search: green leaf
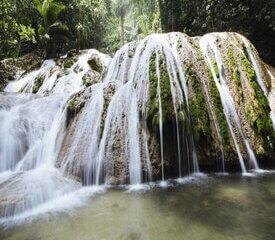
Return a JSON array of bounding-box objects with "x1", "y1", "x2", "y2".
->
[{"x1": 48, "y1": 22, "x2": 69, "y2": 36}]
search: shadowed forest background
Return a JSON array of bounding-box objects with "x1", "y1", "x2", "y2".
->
[{"x1": 0, "y1": 0, "x2": 274, "y2": 65}]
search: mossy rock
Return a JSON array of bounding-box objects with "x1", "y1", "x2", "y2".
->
[
  {"x1": 227, "y1": 48, "x2": 242, "y2": 88},
  {"x1": 148, "y1": 52, "x2": 178, "y2": 126},
  {"x1": 0, "y1": 63, "x2": 10, "y2": 91},
  {"x1": 67, "y1": 96, "x2": 77, "y2": 114},
  {"x1": 66, "y1": 91, "x2": 87, "y2": 125},
  {"x1": 240, "y1": 48, "x2": 274, "y2": 149},
  {"x1": 82, "y1": 71, "x2": 101, "y2": 87},
  {"x1": 185, "y1": 63, "x2": 212, "y2": 146},
  {"x1": 82, "y1": 75, "x2": 92, "y2": 87},
  {"x1": 27, "y1": 60, "x2": 42, "y2": 72},
  {"x1": 32, "y1": 74, "x2": 45, "y2": 94},
  {"x1": 64, "y1": 58, "x2": 75, "y2": 69},
  {"x1": 88, "y1": 57, "x2": 103, "y2": 73},
  {"x1": 16, "y1": 51, "x2": 43, "y2": 73},
  {"x1": 213, "y1": 61, "x2": 219, "y2": 79},
  {"x1": 207, "y1": 66, "x2": 231, "y2": 148}
]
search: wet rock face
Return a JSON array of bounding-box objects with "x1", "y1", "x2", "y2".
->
[
  {"x1": 57, "y1": 32, "x2": 274, "y2": 184},
  {"x1": 66, "y1": 88, "x2": 90, "y2": 125}
]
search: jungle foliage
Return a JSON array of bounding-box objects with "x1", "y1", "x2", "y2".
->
[
  {"x1": 0, "y1": 0, "x2": 274, "y2": 64},
  {"x1": 158, "y1": 0, "x2": 275, "y2": 65}
]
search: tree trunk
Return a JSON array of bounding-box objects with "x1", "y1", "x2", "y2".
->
[{"x1": 120, "y1": 15, "x2": 125, "y2": 46}]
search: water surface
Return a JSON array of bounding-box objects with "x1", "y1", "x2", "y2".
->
[{"x1": 1, "y1": 173, "x2": 275, "y2": 240}]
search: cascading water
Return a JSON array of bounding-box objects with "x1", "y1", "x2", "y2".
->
[
  {"x1": 0, "y1": 50, "x2": 110, "y2": 222},
  {"x1": 199, "y1": 33, "x2": 260, "y2": 174},
  {"x1": 0, "y1": 32, "x2": 273, "y2": 223},
  {"x1": 238, "y1": 34, "x2": 268, "y2": 97},
  {"x1": 155, "y1": 51, "x2": 165, "y2": 181},
  {"x1": 62, "y1": 33, "x2": 202, "y2": 186}
]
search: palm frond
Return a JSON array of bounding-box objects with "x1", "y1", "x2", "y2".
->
[
  {"x1": 48, "y1": 21, "x2": 69, "y2": 38},
  {"x1": 46, "y1": 1, "x2": 66, "y2": 24},
  {"x1": 33, "y1": 0, "x2": 43, "y2": 16}
]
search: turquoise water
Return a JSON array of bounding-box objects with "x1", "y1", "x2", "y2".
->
[{"x1": 1, "y1": 173, "x2": 275, "y2": 240}]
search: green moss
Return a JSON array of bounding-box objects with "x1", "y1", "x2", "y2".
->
[
  {"x1": 148, "y1": 53, "x2": 158, "y2": 125},
  {"x1": 32, "y1": 74, "x2": 45, "y2": 94},
  {"x1": 66, "y1": 95, "x2": 85, "y2": 125},
  {"x1": 159, "y1": 59, "x2": 174, "y2": 121},
  {"x1": 257, "y1": 146, "x2": 265, "y2": 155},
  {"x1": 227, "y1": 48, "x2": 243, "y2": 103},
  {"x1": 187, "y1": 38, "x2": 204, "y2": 62},
  {"x1": 233, "y1": 70, "x2": 241, "y2": 87},
  {"x1": 213, "y1": 61, "x2": 219, "y2": 78},
  {"x1": 189, "y1": 41, "x2": 229, "y2": 145},
  {"x1": 190, "y1": 42, "x2": 230, "y2": 148},
  {"x1": 148, "y1": 53, "x2": 175, "y2": 126},
  {"x1": 241, "y1": 52, "x2": 274, "y2": 150},
  {"x1": 67, "y1": 96, "x2": 77, "y2": 113},
  {"x1": 227, "y1": 48, "x2": 241, "y2": 88},
  {"x1": 207, "y1": 67, "x2": 230, "y2": 146},
  {"x1": 88, "y1": 58, "x2": 103, "y2": 73},
  {"x1": 64, "y1": 58, "x2": 74, "y2": 69},
  {"x1": 245, "y1": 106, "x2": 253, "y2": 126},
  {"x1": 186, "y1": 64, "x2": 212, "y2": 144}
]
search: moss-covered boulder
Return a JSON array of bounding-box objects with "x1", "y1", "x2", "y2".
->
[
  {"x1": 63, "y1": 58, "x2": 75, "y2": 69},
  {"x1": 88, "y1": 57, "x2": 103, "y2": 73},
  {"x1": 82, "y1": 70, "x2": 101, "y2": 87}
]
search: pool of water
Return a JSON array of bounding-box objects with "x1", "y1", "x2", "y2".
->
[{"x1": 1, "y1": 173, "x2": 275, "y2": 240}]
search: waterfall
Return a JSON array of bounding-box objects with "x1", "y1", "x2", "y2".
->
[
  {"x1": 0, "y1": 32, "x2": 273, "y2": 221},
  {"x1": 0, "y1": 93, "x2": 74, "y2": 217},
  {"x1": 0, "y1": 50, "x2": 110, "y2": 219},
  {"x1": 238, "y1": 34, "x2": 268, "y2": 97},
  {"x1": 199, "y1": 33, "x2": 259, "y2": 173},
  {"x1": 155, "y1": 50, "x2": 165, "y2": 181},
  {"x1": 69, "y1": 33, "x2": 202, "y2": 184}
]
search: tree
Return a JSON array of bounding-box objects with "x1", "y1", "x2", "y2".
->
[
  {"x1": 114, "y1": 0, "x2": 130, "y2": 46},
  {"x1": 130, "y1": 0, "x2": 161, "y2": 38},
  {"x1": 33, "y1": 0, "x2": 69, "y2": 58},
  {"x1": 158, "y1": 0, "x2": 275, "y2": 65}
]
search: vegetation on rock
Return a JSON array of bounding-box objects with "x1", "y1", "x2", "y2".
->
[
  {"x1": 185, "y1": 64, "x2": 212, "y2": 145},
  {"x1": 63, "y1": 58, "x2": 74, "y2": 69},
  {"x1": 241, "y1": 50, "x2": 274, "y2": 150},
  {"x1": 207, "y1": 67, "x2": 231, "y2": 149},
  {"x1": 32, "y1": 74, "x2": 45, "y2": 93},
  {"x1": 148, "y1": 53, "x2": 176, "y2": 126},
  {"x1": 88, "y1": 58, "x2": 103, "y2": 73}
]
